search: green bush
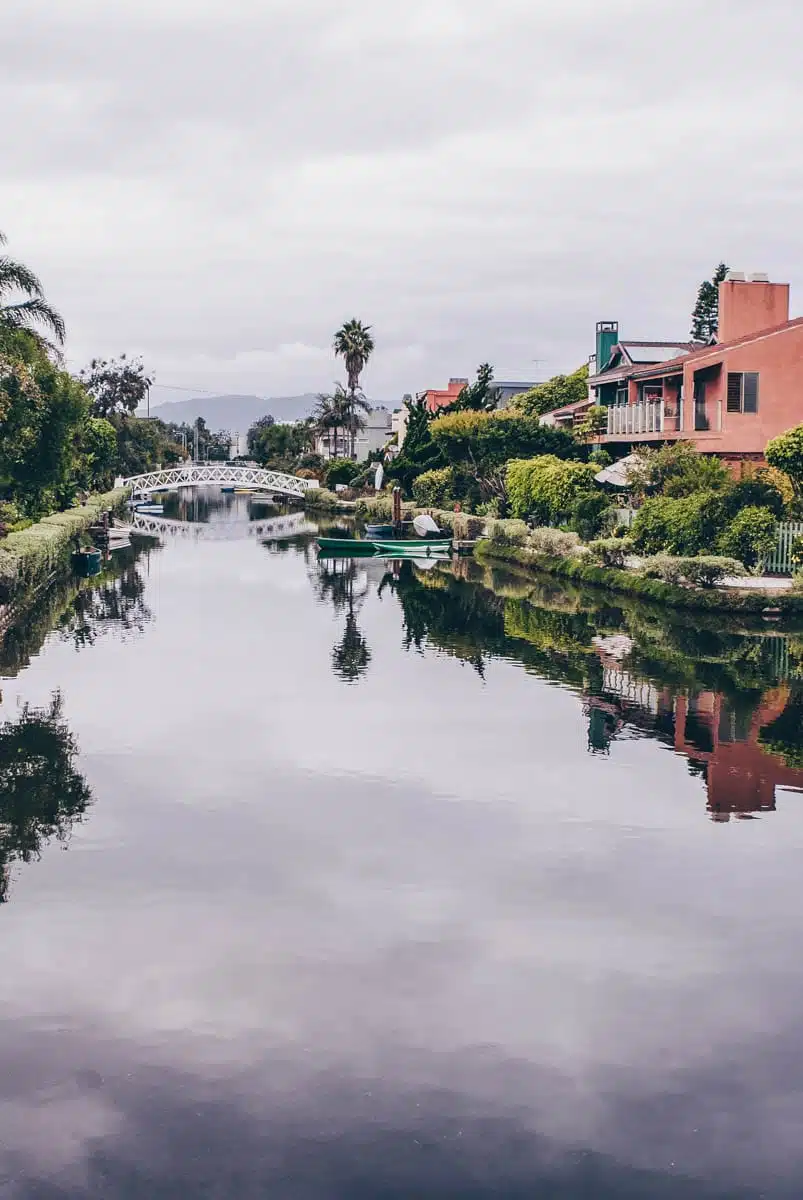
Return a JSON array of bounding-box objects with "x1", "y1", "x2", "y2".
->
[
  {"x1": 588, "y1": 537, "x2": 634, "y2": 568},
  {"x1": 527, "y1": 526, "x2": 582, "y2": 558},
  {"x1": 507, "y1": 456, "x2": 598, "y2": 522},
  {"x1": 486, "y1": 519, "x2": 530, "y2": 547},
  {"x1": 639, "y1": 554, "x2": 745, "y2": 588},
  {"x1": 716, "y1": 506, "x2": 777, "y2": 569},
  {"x1": 412, "y1": 466, "x2": 456, "y2": 508},
  {"x1": 631, "y1": 491, "x2": 727, "y2": 556},
  {"x1": 323, "y1": 460, "x2": 359, "y2": 488},
  {"x1": 565, "y1": 491, "x2": 612, "y2": 540},
  {"x1": 723, "y1": 476, "x2": 786, "y2": 519}
]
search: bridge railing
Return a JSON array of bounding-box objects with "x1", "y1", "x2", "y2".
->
[{"x1": 119, "y1": 462, "x2": 319, "y2": 498}]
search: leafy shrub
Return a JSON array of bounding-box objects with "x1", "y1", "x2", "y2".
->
[
  {"x1": 527, "y1": 527, "x2": 582, "y2": 558},
  {"x1": 323, "y1": 459, "x2": 359, "y2": 488},
  {"x1": 412, "y1": 466, "x2": 455, "y2": 508},
  {"x1": 631, "y1": 491, "x2": 727, "y2": 556},
  {"x1": 565, "y1": 491, "x2": 613, "y2": 540},
  {"x1": 626, "y1": 441, "x2": 731, "y2": 499},
  {"x1": 451, "y1": 513, "x2": 485, "y2": 540},
  {"x1": 716, "y1": 506, "x2": 777, "y2": 569},
  {"x1": 588, "y1": 537, "x2": 634, "y2": 568},
  {"x1": 486, "y1": 519, "x2": 530, "y2": 547},
  {"x1": 639, "y1": 554, "x2": 745, "y2": 588},
  {"x1": 507, "y1": 456, "x2": 598, "y2": 522},
  {"x1": 430, "y1": 410, "x2": 577, "y2": 468},
  {"x1": 723, "y1": 475, "x2": 786, "y2": 519}
]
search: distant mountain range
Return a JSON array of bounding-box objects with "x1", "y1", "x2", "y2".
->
[{"x1": 144, "y1": 393, "x2": 319, "y2": 431}]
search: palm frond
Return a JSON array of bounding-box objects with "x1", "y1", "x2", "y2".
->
[
  {"x1": 0, "y1": 256, "x2": 45, "y2": 301},
  {"x1": 0, "y1": 296, "x2": 66, "y2": 343}
]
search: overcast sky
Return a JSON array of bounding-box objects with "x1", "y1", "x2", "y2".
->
[{"x1": 1, "y1": 0, "x2": 801, "y2": 407}]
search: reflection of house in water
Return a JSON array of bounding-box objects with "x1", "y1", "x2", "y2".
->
[{"x1": 586, "y1": 639, "x2": 803, "y2": 821}]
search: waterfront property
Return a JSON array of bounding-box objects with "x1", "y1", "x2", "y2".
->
[
  {"x1": 419, "y1": 376, "x2": 543, "y2": 415},
  {"x1": 545, "y1": 272, "x2": 803, "y2": 468},
  {"x1": 314, "y1": 405, "x2": 392, "y2": 462}
]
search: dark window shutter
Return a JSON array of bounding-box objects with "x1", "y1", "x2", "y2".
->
[
  {"x1": 743, "y1": 372, "x2": 759, "y2": 413},
  {"x1": 726, "y1": 372, "x2": 743, "y2": 413}
]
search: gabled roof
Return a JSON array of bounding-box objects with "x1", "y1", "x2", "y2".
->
[
  {"x1": 632, "y1": 316, "x2": 803, "y2": 380},
  {"x1": 598, "y1": 339, "x2": 697, "y2": 373}
]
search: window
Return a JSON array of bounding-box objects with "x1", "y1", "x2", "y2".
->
[{"x1": 726, "y1": 371, "x2": 759, "y2": 413}]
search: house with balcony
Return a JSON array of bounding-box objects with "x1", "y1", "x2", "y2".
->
[{"x1": 545, "y1": 273, "x2": 803, "y2": 467}]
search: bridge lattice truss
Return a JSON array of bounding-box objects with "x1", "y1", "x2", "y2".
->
[
  {"x1": 122, "y1": 462, "x2": 316, "y2": 498},
  {"x1": 130, "y1": 511, "x2": 315, "y2": 542}
]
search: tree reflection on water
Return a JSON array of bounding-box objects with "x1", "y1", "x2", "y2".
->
[
  {"x1": 311, "y1": 554, "x2": 373, "y2": 684},
  {"x1": 0, "y1": 693, "x2": 91, "y2": 904}
]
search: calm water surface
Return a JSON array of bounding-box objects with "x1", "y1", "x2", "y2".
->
[{"x1": 2, "y1": 491, "x2": 803, "y2": 1198}]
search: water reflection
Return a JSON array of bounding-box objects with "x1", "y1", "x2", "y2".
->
[
  {"x1": 62, "y1": 546, "x2": 153, "y2": 650},
  {"x1": 0, "y1": 693, "x2": 91, "y2": 903},
  {"x1": 337, "y1": 555, "x2": 803, "y2": 821},
  {"x1": 311, "y1": 554, "x2": 373, "y2": 683}
]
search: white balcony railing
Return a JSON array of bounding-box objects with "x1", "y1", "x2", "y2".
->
[{"x1": 606, "y1": 399, "x2": 665, "y2": 437}]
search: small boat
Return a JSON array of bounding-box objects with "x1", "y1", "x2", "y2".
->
[
  {"x1": 365, "y1": 523, "x2": 395, "y2": 537},
  {"x1": 317, "y1": 536, "x2": 452, "y2": 555},
  {"x1": 234, "y1": 488, "x2": 254, "y2": 495},
  {"x1": 221, "y1": 486, "x2": 236, "y2": 493},
  {"x1": 135, "y1": 503, "x2": 164, "y2": 515},
  {"x1": 73, "y1": 548, "x2": 103, "y2": 577}
]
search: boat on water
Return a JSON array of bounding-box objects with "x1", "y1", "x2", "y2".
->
[
  {"x1": 317, "y1": 537, "x2": 452, "y2": 555},
  {"x1": 135, "y1": 503, "x2": 164, "y2": 515},
  {"x1": 365, "y1": 523, "x2": 395, "y2": 537},
  {"x1": 221, "y1": 486, "x2": 236, "y2": 493},
  {"x1": 73, "y1": 548, "x2": 103, "y2": 577}
]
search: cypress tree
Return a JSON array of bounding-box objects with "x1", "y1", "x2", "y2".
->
[{"x1": 691, "y1": 262, "x2": 729, "y2": 341}]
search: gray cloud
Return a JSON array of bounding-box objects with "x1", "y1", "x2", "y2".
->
[{"x1": 1, "y1": 0, "x2": 802, "y2": 404}]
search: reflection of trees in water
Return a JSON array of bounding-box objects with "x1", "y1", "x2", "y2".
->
[
  {"x1": 0, "y1": 544, "x2": 156, "y2": 678},
  {"x1": 0, "y1": 693, "x2": 92, "y2": 904},
  {"x1": 311, "y1": 556, "x2": 372, "y2": 684},
  {"x1": 63, "y1": 551, "x2": 152, "y2": 650}
]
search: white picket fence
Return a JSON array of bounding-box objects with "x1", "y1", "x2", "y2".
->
[{"x1": 765, "y1": 521, "x2": 803, "y2": 575}]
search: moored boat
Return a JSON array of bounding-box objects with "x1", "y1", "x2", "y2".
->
[{"x1": 317, "y1": 536, "x2": 451, "y2": 555}]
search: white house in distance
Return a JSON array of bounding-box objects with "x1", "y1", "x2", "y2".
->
[{"x1": 314, "y1": 406, "x2": 392, "y2": 462}]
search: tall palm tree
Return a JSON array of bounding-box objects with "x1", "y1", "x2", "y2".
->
[
  {"x1": 0, "y1": 231, "x2": 66, "y2": 350},
  {"x1": 333, "y1": 319, "x2": 374, "y2": 458},
  {"x1": 313, "y1": 383, "x2": 365, "y2": 460}
]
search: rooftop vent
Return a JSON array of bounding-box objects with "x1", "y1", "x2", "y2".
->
[
  {"x1": 725, "y1": 270, "x2": 746, "y2": 282},
  {"x1": 748, "y1": 272, "x2": 770, "y2": 283}
]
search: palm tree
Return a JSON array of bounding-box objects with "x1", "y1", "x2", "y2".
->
[
  {"x1": 0, "y1": 231, "x2": 66, "y2": 350},
  {"x1": 313, "y1": 383, "x2": 364, "y2": 460},
  {"x1": 333, "y1": 319, "x2": 375, "y2": 458}
]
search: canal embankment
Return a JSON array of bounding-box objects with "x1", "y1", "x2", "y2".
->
[{"x1": 0, "y1": 487, "x2": 130, "y2": 615}]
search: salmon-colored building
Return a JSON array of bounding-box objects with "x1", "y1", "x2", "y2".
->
[
  {"x1": 420, "y1": 378, "x2": 470, "y2": 414},
  {"x1": 548, "y1": 272, "x2": 803, "y2": 466}
]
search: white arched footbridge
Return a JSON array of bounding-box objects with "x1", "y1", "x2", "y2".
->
[{"x1": 120, "y1": 462, "x2": 318, "y2": 498}]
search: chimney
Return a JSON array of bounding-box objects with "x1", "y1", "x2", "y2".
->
[
  {"x1": 718, "y1": 272, "x2": 790, "y2": 342},
  {"x1": 595, "y1": 321, "x2": 618, "y2": 373}
]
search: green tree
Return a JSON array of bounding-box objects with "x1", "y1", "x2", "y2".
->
[
  {"x1": 0, "y1": 231, "x2": 65, "y2": 352},
  {"x1": 506, "y1": 455, "x2": 598, "y2": 523},
  {"x1": 627, "y1": 441, "x2": 732, "y2": 499},
  {"x1": 512, "y1": 364, "x2": 589, "y2": 418},
  {"x1": 388, "y1": 395, "x2": 445, "y2": 492},
  {"x1": 79, "y1": 354, "x2": 153, "y2": 418},
  {"x1": 446, "y1": 363, "x2": 500, "y2": 413},
  {"x1": 0, "y1": 334, "x2": 89, "y2": 515},
  {"x1": 430, "y1": 410, "x2": 578, "y2": 511},
  {"x1": 333, "y1": 319, "x2": 375, "y2": 457},
  {"x1": 690, "y1": 262, "x2": 729, "y2": 341},
  {"x1": 766, "y1": 425, "x2": 803, "y2": 506},
  {"x1": 79, "y1": 416, "x2": 118, "y2": 491},
  {"x1": 249, "y1": 417, "x2": 314, "y2": 468}
]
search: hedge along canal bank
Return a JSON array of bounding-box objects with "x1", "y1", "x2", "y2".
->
[
  {"x1": 475, "y1": 538, "x2": 803, "y2": 615},
  {"x1": 0, "y1": 487, "x2": 130, "y2": 617}
]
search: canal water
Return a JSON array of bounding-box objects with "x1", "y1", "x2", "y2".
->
[{"x1": 2, "y1": 492, "x2": 803, "y2": 1198}]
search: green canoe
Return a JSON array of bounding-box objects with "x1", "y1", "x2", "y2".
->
[{"x1": 316, "y1": 537, "x2": 452, "y2": 554}]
